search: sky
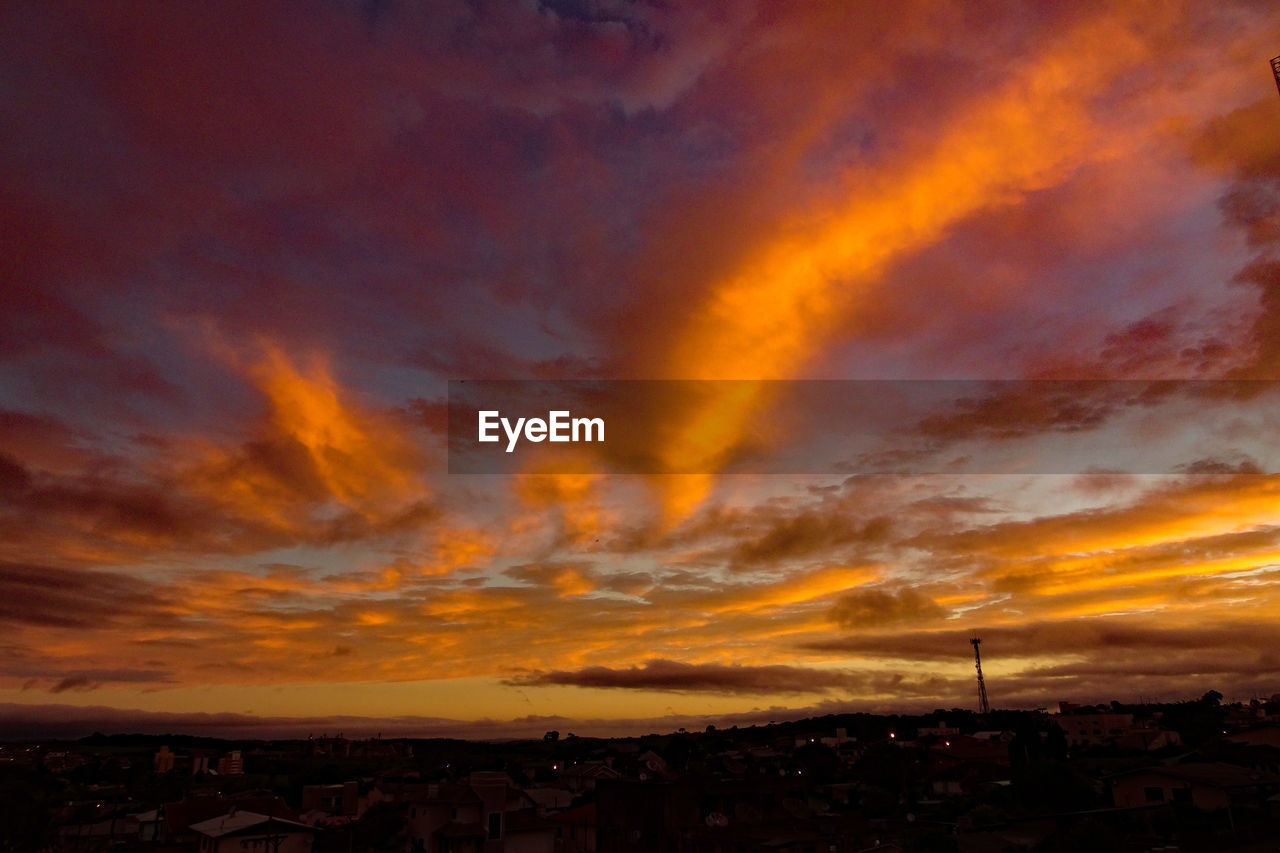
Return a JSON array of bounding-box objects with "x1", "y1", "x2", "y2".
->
[{"x1": 2, "y1": 0, "x2": 1280, "y2": 740}]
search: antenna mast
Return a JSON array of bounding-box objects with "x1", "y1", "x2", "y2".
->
[{"x1": 971, "y1": 637, "x2": 990, "y2": 715}]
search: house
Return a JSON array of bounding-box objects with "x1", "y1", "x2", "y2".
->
[
  {"x1": 1196, "y1": 741, "x2": 1280, "y2": 775},
  {"x1": 215, "y1": 750, "x2": 243, "y2": 775},
  {"x1": 1113, "y1": 728, "x2": 1180, "y2": 752},
  {"x1": 525, "y1": 787, "x2": 575, "y2": 811},
  {"x1": 547, "y1": 802, "x2": 596, "y2": 853},
  {"x1": 1055, "y1": 705, "x2": 1179, "y2": 750},
  {"x1": 190, "y1": 809, "x2": 315, "y2": 853},
  {"x1": 301, "y1": 781, "x2": 361, "y2": 817},
  {"x1": 927, "y1": 760, "x2": 1009, "y2": 797},
  {"x1": 557, "y1": 761, "x2": 622, "y2": 792},
  {"x1": 1228, "y1": 725, "x2": 1280, "y2": 749},
  {"x1": 637, "y1": 750, "x2": 669, "y2": 778},
  {"x1": 399, "y1": 771, "x2": 552, "y2": 853},
  {"x1": 1055, "y1": 711, "x2": 1134, "y2": 747},
  {"x1": 163, "y1": 793, "x2": 299, "y2": 847},
  {"x1": 1108, "y1": 762, "x2": 1280, "y2": 811},
  {"x1": 404, "y1": 780, "x2": 484, "y2": 852},
  {"x1": 917, "y1": 721, "x2": 958, "y2": 739},
  {"x1": 504, "y1": 809, "x2": 556, "y2": 853},
  {"x1": 133, "y1": 808, "x2": 162, "y2": 841},
  {"x1": 55, "y1": 813, "x2": 140, "y2": 849}
]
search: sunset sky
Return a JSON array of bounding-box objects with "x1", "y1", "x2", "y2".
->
[{"x1": 3, "y1": 0, "x2": 1280, "y2": 739}]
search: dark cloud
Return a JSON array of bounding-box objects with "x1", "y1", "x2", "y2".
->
[
  {"x1": 730, "y1": 512, "x2": 891, "y2": 568},
  {"x1": 1019, "y1": 650, "x2": 1280, "y2": 681},
  {"x1": 1173, "y1": 455, "x2": 1262, "y2": 476},
  {"x1": 600, "y1": 571, "x2": 656, "y2": 596},
  {"x1": 1228, "y1": 258, "x2": 1280, "y2": 380},
  {"x1": 1070, "y1": 468, "x2": 1139, "y2": 494},
  {"x1": 900, "y1": 494, "x2": 1001, "y2": 519},
  {"x1": 0, "y1": 453, "x2": 31, "y2": 492},
  {"x1": 828, "y1": 588, "x2": 946, "y2": 628},
  {"x1": 503, "y1": 560, "x2": 595, "y2": 585},
  {"x1": 1194, "y1": 98, "x2": 1280, "y2": 380},
  {"x1": 410, "y1": 341, "x2": 603, "y2": 382},
  {"x1": 919, "y1": 384, "x2": 1115, "y2": 440},
  {"x1": 0, "y1": 699, "x2": 950, "y2": 741},
  {"x1": 0, "y1": 410, "x2": 85, "y2": 469},
  {"x1": 511, "y1": 659, "x2": 872, "y2": 695},
  {"x1": 30, "y1": 669, "x2": 175, "y2": 694},
  {"x1": 1191, "y1": 98, "x2": 1280, "y2": 179},
  {"x1": 0, "y1": 561, "x2": 168, "y2": 631},
  {"x1": 49, "y1": 676, "x2": 94, "y2": 694},
  {"x1": 804, "y1": 619, "x2": 1280, "y2": 662},
  {"x1": 0, "y1": 424, "x2": 439, "y2": 562},
  {"x1": 0, "y1": 454, "x2": 280, "y2": 559}
]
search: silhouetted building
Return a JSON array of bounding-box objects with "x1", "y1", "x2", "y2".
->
[
  {"x1": 302, "y1": 781, "x2": 361, "y2": 817},
  {"x1": 190, "y1": 809, "x2": 314, "y2": 853},
  {"x1": 395, "y1": 771, "x2": 550, "y2": 853},
  {"x1": 1109, "y1": 762, "x2": 1280, "y2": 811},
  {"x1": 597, "y1": 780, "x2": 698, "y2": 853},
  {"x1": 548, "y1": 802, "x2": 596, "y2": 853},
  {"x1": 215, "y1": 750, "x2": 243, "y2": 775}
]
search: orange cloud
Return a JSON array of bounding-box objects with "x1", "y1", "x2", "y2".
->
[
  {"x1": 648, "y1": 8, "x2": 1171, "y2": 514},
  {"x1": 700, "y1": 564, "x2": 880, "y2": 614}
]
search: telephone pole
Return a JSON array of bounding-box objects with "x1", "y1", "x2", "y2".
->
[{"x1": 971, "y1": 637, "x2": 990, "y2": 715}]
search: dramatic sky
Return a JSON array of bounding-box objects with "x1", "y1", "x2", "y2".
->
[{"x1": 3, "y1": 0, "x2": 1280, "y2": 739}]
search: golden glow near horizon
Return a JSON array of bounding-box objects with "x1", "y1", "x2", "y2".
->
[{"x1": 3, "y1": 0, "x2": 1280, "y2": 736}]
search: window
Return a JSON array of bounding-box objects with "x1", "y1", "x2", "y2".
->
[
  {"x1": 1172, "y1": 787, "x2": 1192, "y2": 804},
  {"x1": 1144, "y1": 786, "x2": 1164, "y2": 802},
  {"x1": 488, "y1": 812, "x2": 501, "y2": 840}
]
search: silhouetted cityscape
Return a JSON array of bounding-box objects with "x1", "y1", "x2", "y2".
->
[{"x1": 5, "y1": 691, "x2": 1280, "y2": 852}]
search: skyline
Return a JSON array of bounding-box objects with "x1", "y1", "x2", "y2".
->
[{"x1": 3, "y1": 0, "x2": 1280, "y2": 740}]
